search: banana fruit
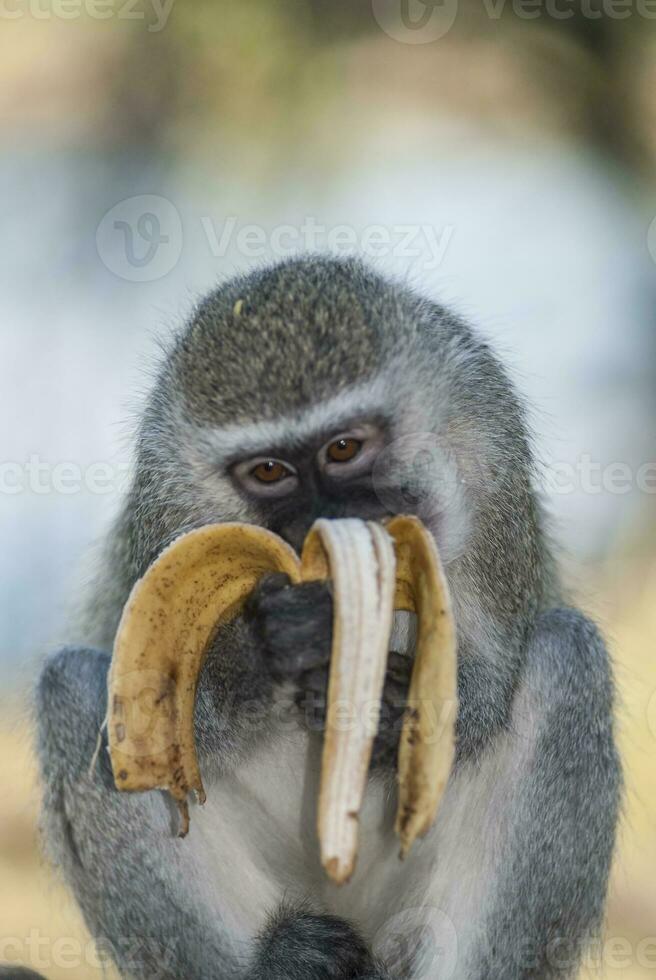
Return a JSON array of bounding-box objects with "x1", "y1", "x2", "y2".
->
[
  {"x1": 303, "y1": 519, "x2": 397, "y2": 884},
  {"x1": 107, "y1": 516, "x2": 457, "y2": 882}
]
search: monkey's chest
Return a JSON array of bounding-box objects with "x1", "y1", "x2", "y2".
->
[{"x1": 182, "y1": 725, "x2": 417, "y2": 945}]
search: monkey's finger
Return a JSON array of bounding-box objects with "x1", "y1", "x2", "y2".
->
[
  {"x1": 254, "y1": 582, "x2": 333, "y2": 677},
  {"x1": 294, "y1": 686, "x2": 328, "y2": 733},
  {"x1": 268, "y1": 641, "x2": 331, "y2": 679},
  {"x1": 385, "y1": 651, "x2": 413, "y2": 688},
  {"x1": 243, "y1": 572, "x2": 293, "y2": 616},
  {"x1": 297, "y1": 665, "x2": 330, "y2": 695},
  {"x1": 254, "y1": 579, "x2": 333, "y2": 620},
  {"x1": 381, "y1": 676, "x2": 410, "y2": 706}
]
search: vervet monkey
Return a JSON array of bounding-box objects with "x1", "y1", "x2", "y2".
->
[{"x1": 36, "y1": 256, "x2": 620, "y2": 979}]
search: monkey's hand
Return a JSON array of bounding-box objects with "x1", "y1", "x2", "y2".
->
[
  {"x1": 245, "y1": 573, "x2": 334, "y2": 679},
  {"x1": 244, "y1": 573, "x2": 412, "y2": 768}
]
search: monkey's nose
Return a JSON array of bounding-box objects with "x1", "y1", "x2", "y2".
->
[
  {"x1": 278, "y1": 499, "x2": 390, "y2": 553},
  {"x1": 277, "y1": 500, "x2": 347, "y2": 552},
  {"x1": 278, "y1": 521, "x2": 311, "y2": 554}
]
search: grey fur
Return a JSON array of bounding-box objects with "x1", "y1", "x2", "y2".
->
[
  {"x1": 471, "y1": 609, "x2": 620, "y2": 978},
  {"x1": 35, "y1": 256, "x2": 620, "y2": 979}
]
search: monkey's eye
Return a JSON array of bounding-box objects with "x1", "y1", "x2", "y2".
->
[
  {"x1": 231, "y1": 455, "x2": 298, "y2": 498},
  {"x1": 251, "y1": 460, "x2": 291, "y2": 483},
  {"x1": 320, "y1": 428, "x2": 383, "y2": 481},
  {"x1": 326, "y1": 438, "x2": 362, "y2": 463}
]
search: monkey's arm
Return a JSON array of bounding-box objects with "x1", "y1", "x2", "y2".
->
[
  {"x1": 460, "y1": 608, "x2": 621, "y2": 979},
  {"x1": 35, "y1": 647, "x2": 390, "y2": 980},
  {"x1": 36, "y1": 648, "x2": 233, "y2": 978}
]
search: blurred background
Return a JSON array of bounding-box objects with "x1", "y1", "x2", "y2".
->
[{"x1": 1, "y1": 1, "x2": 655, "y2": 976}]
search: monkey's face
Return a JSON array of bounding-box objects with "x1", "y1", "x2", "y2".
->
[
  {"x1": 171, "y1": 382, "x2": 471, "y2": 567},
  {"x1": 156, "y1": 258, "x2": 475, "y2": 564}
]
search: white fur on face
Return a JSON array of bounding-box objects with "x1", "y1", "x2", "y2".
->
[
  {"x1": 180, "y1": 376, "x2": 392, "y2": 463},
  {"x1": 173, "y1": 371, "x2": 472, "y2": 564}
]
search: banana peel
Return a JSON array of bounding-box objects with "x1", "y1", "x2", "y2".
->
[
  {"x1": 107, "y1": 523, "x2": 301, "y2": 835},
  {"x1": 106, "y1": 516, "x2": 457, "y2": 880},
  {"x1": 386, "y1": 516, "x2": 457, "y2": 857}
]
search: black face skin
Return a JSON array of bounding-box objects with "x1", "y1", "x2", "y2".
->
[
  {"x1": 228, "y1": 416, "x2": 412, "y2": 769},
  {"x1": 229, "y1": 418, "x2": 391, "y2": 551}
]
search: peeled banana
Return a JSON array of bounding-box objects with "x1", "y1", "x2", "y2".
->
[
  {"x1": 302, "y1": 519, "x2": 397, "y2": 884},
  {"x1": 107, "y1": 516, "x2": 457, "y2": 881}
]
